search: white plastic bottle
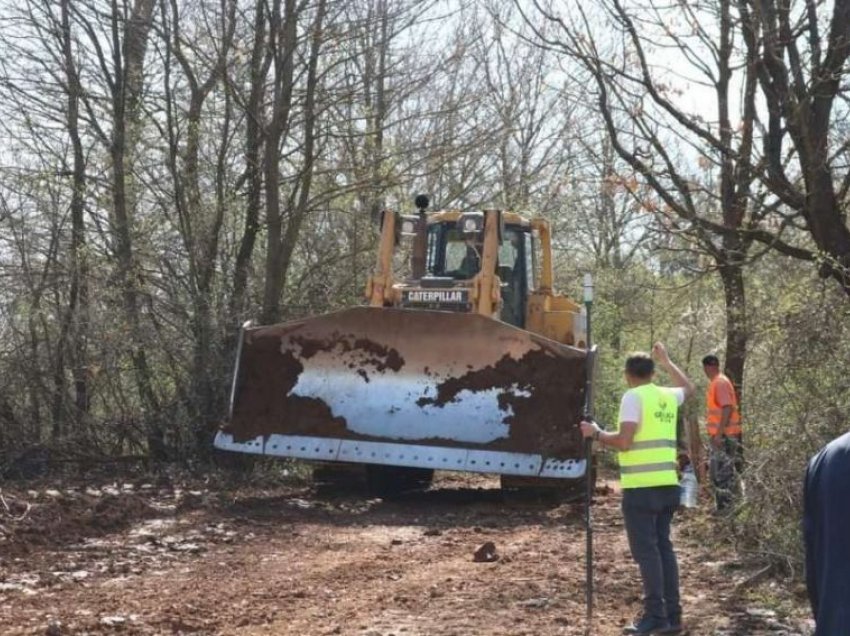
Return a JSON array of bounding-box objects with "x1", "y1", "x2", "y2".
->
[{"x1": 680, "y1": 464, "x2": 698, "y2": 508}]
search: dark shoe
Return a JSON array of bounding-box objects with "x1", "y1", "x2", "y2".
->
[
  {"x1": 661, "y1": 614, "x2": 687, "y2": 634},
  {"x1": 622, "y1": 615, "x2": 671, "y2": 635}
]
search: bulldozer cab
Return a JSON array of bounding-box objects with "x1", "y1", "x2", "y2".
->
[
  {"x1": 429, "y1": 226, "x2": 482, "y2": 280},
  {"x1": 366, "y1": 206, "x2": 584, "y2": 347},
  {"x1": 425, "y1": 220, "x2": 531, "y2": 328},
  {"x1": 495, "y1": 229, "x2": 530, "y2": 328}
]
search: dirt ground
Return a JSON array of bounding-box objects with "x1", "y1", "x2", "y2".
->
[{"x1": 0, "y1": 471, "x2": 813, "y2": 636}]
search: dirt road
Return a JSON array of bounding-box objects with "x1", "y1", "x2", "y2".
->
[{"x1": 0, "y1": 473, "x2": 812, "y2": 635}]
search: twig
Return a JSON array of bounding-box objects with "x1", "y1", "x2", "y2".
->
[
  {"x1": 0, "y1": 491, "x2": 32, "y2": 522},
  {"x1": 732, "y1": 563, "x2": 774, "y2": 595}
]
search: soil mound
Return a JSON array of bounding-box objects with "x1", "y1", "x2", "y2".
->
[{"x1": 0, "y1": 490, "x2": 158, "y2": 557}]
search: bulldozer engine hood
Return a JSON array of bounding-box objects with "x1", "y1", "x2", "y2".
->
[{"x1": 216, "y1": 307, "x2": 589, "y2": 479}]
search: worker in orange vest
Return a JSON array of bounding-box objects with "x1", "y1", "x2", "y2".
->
[{"x1": 701, "y1": 354, "x2": 743, "y2": 513}]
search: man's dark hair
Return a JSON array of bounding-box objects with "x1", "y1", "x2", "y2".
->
[
  {"x1": 702, "y1": 354, "x2": 720, "y2": 367},
  {"x1": 625, "y1": 352, "x2": 654, "y2": 379}
]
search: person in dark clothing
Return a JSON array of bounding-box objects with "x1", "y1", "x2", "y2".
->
[{"x1": 804, "y1": 431, "x2": 850, "y2": 635}]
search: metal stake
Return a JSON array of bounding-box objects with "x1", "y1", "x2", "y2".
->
[{"x1": 582, "y1": 273, "x2": 595, "y2": 635}]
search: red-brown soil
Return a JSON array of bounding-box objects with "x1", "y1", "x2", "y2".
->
[{"x1": 0, "y1": 473, "x2": 812, "y2": 635}]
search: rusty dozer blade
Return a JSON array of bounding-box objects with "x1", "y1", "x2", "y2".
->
[{"x1": 215, "y1": 307, "x2": 589, "y2": 478}]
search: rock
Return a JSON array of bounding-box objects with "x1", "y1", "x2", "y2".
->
[
  {"x1": 746, "y1": 608, "x2": 777, "y2": 619},
  {"x1": 764, "y1": 617, "x2": 794, "y2": 632},
  {"x1": 171, "y1": 542, "x2": 204, "y2": 554},
  {"x1": 428, "y1": 585, "x2": 444, "y2": 598},
  {"x1": 473, "y1": 541, "x2": 499, "y2": 563},
  {"x1": 45, "y1": 620, "x2": 62, "y2": 636},
  {"x1": 176, "y1": 492, "x2": 204, "y2": 511},
  {"x1": 100, "y1": 616, "x2": 127, "y2": 626}
]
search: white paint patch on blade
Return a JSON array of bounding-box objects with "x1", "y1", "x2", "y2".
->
[{"x1": 288, "y1": 367, "x2": 524, "y2": 444}]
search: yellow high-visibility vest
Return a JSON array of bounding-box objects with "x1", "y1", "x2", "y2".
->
[{"x1": 618, "y1": 383, "x2": 679, "y2": 489}]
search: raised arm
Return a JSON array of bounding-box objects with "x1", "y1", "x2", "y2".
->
[{"x1": 652, "y1": 342, "x2": 695, "y2": 399}]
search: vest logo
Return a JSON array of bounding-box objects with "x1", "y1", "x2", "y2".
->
[{"x1": 654, "y1": 396, "x2": 675, "y2": 423}]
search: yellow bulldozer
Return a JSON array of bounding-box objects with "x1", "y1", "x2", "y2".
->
[{"x1": 215, "y1": 195, "x2": 592, "y2": 493}]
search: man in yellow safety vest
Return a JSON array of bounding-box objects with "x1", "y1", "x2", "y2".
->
[
  {"x1": 701, "y1": 354, "x2": 743, "y2": 513},
  {"x1": 581, "y1": 343, "x2": 695, "y2": 635}
]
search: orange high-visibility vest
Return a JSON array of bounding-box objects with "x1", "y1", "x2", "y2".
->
[{"x1": 706, "y1": 374, "x2": 741, "y2": 436}]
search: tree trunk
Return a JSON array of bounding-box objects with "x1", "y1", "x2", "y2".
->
[
  {"x1": 229, "y1": 0, "x2": 267, "y2": 324},
  {"x1": 50, "y1": 0, "x2": 90, "y2": 441},
  {"x1": 718, "y1": 256, "x2": 747, "y2": 402},
  {"x1": 369, "y1": 0, "x2": 389, "y2": 223},
  {"x1": 260, "y1": 0, "x2": 298, "y2": 325},
  {"x1": 163, "y1": 0, "x2": 235, "y2": 458},
  {"x1": 109, "y1": 0, "x2": 161, "y2": 455},
  {"x1": 274, "y1": 0, "x2": 327, "y2": 294}
]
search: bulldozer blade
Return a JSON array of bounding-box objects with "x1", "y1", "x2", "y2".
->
[{"x1": 215, "y1": 307, "x2": 589, "y2": 478}]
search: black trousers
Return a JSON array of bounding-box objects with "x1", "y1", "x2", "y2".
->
[{"x1": 622, "y1": 485, "x2": 681, "y2": 620}]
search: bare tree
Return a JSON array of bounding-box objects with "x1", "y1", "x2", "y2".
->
[
  {"x1": 226, "y1": 0, "x2": 270, "y2": 326},
  {"x1": 740, "y1": 0, "x2": 850, "y2": 290},
  {"x1": 520, "y1": 0, "x2": 788, "y2": 389},
  {"x1": 57, "y1": 0, "x2": 92, "y2": 434},
  {"x1": 0, "y1": 0, "x2": 97, "y2": 443},
  {"x1": 59, "y1": 0, "x2": 164, "y2": 450},
  {"x1": 525, "y1": 0, "x2": 850, "y2": 292},
  {"x1": 473, "y1": 6, "x2": 578, "y2": 213},
  {"x1": 153, "y1": 0, "x2": 237, "y2": 451}
]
